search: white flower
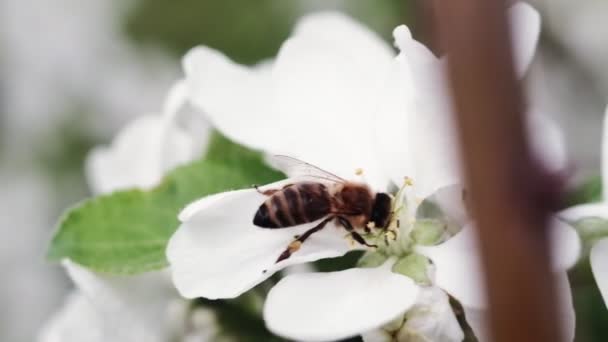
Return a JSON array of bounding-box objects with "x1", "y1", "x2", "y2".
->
[
  {"x1": 38, "y1": 261, "x2": 185, "y2": 342},
  {"x1": 561, "y1": 105, "x2": 608, "y2": 309},
  {"x1": 360, "y1": 287, "x2": 463, "y2": 342},
  {"x1": 168, "y1": 3, "x2": 579, "y2": 341},
  {"x1": 41, "y1": 82, "x2": 214, "y2": 341},
  {"x1": 86, "y1": 81, "x2": 210, "y2": 194}
]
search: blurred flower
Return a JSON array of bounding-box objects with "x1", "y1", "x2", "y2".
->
[
  {"x1": 360, "y1": 287, "x2": 463, "y2": 342},
  {"x1": 40, "y1": 82, "x2": 214, "y2": 341},
  {"x1": 168, "y1": 3, "x2": 579, "y2": 341},
  {"x1": 38, "y1": 261, "x2": 183, "y2": 342},
  {"x1": 561, "y1": 106, "x2": 608, "y2": 309},
  {"x1": 86, "y1": 81, "x2": 210, "y2": 194}
]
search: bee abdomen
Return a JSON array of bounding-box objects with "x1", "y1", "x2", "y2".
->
[{"x1": 253, "y1": 183, "x2": 331, "y2": 228}]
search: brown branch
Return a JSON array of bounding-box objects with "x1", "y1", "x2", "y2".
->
[{"x1": 430, "y1": 1, "x2": 564, "y2": 341}]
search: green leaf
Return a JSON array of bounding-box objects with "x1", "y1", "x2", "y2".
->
[
  {"x1": 47, "y1": 136, "x2": 283, "y2": 274},
  {"x1": 564, "y1": 175, "x2": 602, "y2": 208}
]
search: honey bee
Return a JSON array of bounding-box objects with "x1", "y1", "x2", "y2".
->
[{"x1": 253, "y1": 156, "x2": 394, "y2": 263}]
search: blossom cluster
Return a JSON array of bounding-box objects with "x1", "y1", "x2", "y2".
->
[{"x1": 40, "y1": 2, "x2": 608, "y2": 342}]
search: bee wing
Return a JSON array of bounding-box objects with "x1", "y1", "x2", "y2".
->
[{"x1": 269, "y1": 155, "x2": 347, "y2": 183}]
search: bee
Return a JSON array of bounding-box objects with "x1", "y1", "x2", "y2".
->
[{"x1": 253, "y1": 156, "x2": 394, "y2": 263}]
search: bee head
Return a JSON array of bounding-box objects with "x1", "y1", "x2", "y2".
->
[{"x1": 370, "y1": 193, "x2": 392, "y2": 229}]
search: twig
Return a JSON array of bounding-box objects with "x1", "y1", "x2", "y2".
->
[{"x1": 431, "y1": 1, "x2": 564, "y2": 341}]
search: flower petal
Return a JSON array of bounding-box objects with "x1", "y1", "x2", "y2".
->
[
  {"x1": 509, "y1": 2, "x2": 541, "y2": 76},
  {"x1": 560, "y1": 203, "x2": 608, "y2": 222},
  {"x1": 271, "y1": 19, "x2": 393, "y2": 189},
  {"x1": 85, "y1": 116, "x2": 166, "y2": 194},
  {"x1": 397, "y1": 287, "x2": 464, "y2": 342},
  {"x1": 159, "y1": 80, "x2": 209, "y2": 174},
  {"x1": 184, "y1": 13, "x2": 395, "y2": 189},
  {"x1": 556, "y1": 273, "x2": 576, "y2": 342},
  {"x1": 85, "y1": 115, "x2": 200, "y2": 194},
  {"x1": 549, "y1": 219, "x2": 581, "y2": 270},
  {"x1": 264, "y1": 265, "x2": 420, "y2": 341},
  {"x1": 182, "y1": 46, "x2": 276, "y2": 152},
  {"x1": 63, "y1": 261, "x2": 176, "y2": 342},
  {"x1": 590, "y1": 238, "x2": 608, "y2": 309},
  {"x1": 293, "y1": 12, "x2": 394, "y2": 66},
  {"x1": 383, "y1": 25, "x2": 460, "y2": 200},
  {"x1": 167, "y1": 182, "x2": 354, "y2": 299},
  {"x1": 462, "y1": 307, "x2": 489, "y2": 342},
  {"x1": 86, "y1": 79, "x2": 207, "y2": 195},
  {"x1": 38, "y1": 292, "x2": 105, "y2": 342},
  {"x1": 416, "y1": 226, "x2": 487, "y2": 309}
]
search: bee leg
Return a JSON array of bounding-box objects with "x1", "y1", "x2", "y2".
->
[
  {"x1": 336, "y1": 217, "x2": 378, "y2": 248},
  {"x1": 254, "y1": 185, "x2": 278, "y2": 196},
  {"x1": 275, "y1": 217, "x2": 333, "y2": 263},
  {"x1": 350, "y1": 231, "x2": 378, "y2": 249}
]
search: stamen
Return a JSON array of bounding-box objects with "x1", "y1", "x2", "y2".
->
[
  {"x1": 355, "y1": 168, "x2": 364, "y2": 176},
  {"x1": 288, "y1": 241, "x2": 302, "y2": 253}
]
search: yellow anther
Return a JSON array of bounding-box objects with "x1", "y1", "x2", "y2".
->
[
  {"x1": 288, "y1": 241, "x2": 302, "y2": 253},
  {"x1": 404, "y1": 176, "x2": 414, "y2": 186},
  {"x1": 355, "y1": 168, "x2": 364, "y2": 176},
  {"x1": 345, "y1": 235, "x2": 357, "y2": 247}
]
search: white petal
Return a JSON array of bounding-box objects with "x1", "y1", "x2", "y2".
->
[
  {"x1": 431, "y1": 184, "x2": 469, "y2": 229},
  {"x1": 85, "y1": 116, "x2": 165, "y2": 194},
  {"x1": 560, "y1": 203, "x2": 608, "y2": 222},
  {"x1": 590, "y1": 238, "x2": 608, "y2": 309},
  {"x1": 184, "y1": 14, "x2": 395, "y2": 189},
  {"x1": 85, "y1": 115, "x2": 199, "y2": 194},
  {"x1": 361, "y1": 329, "x2": 392, "y2": 342},
  {"x1": 294, "y1": 12, "x2": 394, "y2": 66},
  {"x1": 385, "y1": 26, "x2": 460, "y2": 200},
  {"x1": 416, "y1": 226, "x2": 487, "y2": 309},
  {"x1": 159, "y1": 79, "x2": 209, "y2": 174},
  {"x1": 509, "y1": 2, "x2": 541, "y2": 76},
  {"x1": 182, "y1": 46, "x2": 276, "y2": 152},
  {"x1": 602, "y1": 106, "x2": 608, "y2": 198},
  {"x1": 371, "y1": 46, "x2": 416, "y2": 190},
  {"x1": 556, "y1": 273, "x2": 576, "y2": 342},
  {"x1": 38, "y1": 292, "x2": 105, "y2": 342},
  {"x1": 264, "y1": 265, "x2": 420, "y2": 341},
  {"x1": 549, "y1": 219, "x2": 581, "y2": 270},
  {"x1": 162, "y1": 80, "x2": 188, "y2": 120},
  {"x1": 63, "y1": 261, "x2": 176, "y2": 342},
  {"x1": 271, "y1": 21, "x2": 393, "y2": 189},
  {"x1": 397, "y1": 287, "x2": 464, "y2": 342},
  {"x1": 463, "y1": 307, "x2": 489, "y2": 342},
  {"x1": 167, "y1": 183, "x2": 354, "y2": 299}
]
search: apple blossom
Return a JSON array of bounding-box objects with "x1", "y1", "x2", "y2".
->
[
  {"x1": 561, "y1": 106, "x2": 608, "y2": 309},
  {"x1": 86, "y1": 81, "x2": 209, "y2": 194},
  {"x1": 167, "y1": 3, "x2": 579, "y2": 341},
  {"x1": 40, "y1": 82, "x2": 215, "y2": 342}
]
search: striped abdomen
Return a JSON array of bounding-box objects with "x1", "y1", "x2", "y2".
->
[{"x1": 253, "y1": 182, "x2": 331, "y2": 228}]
